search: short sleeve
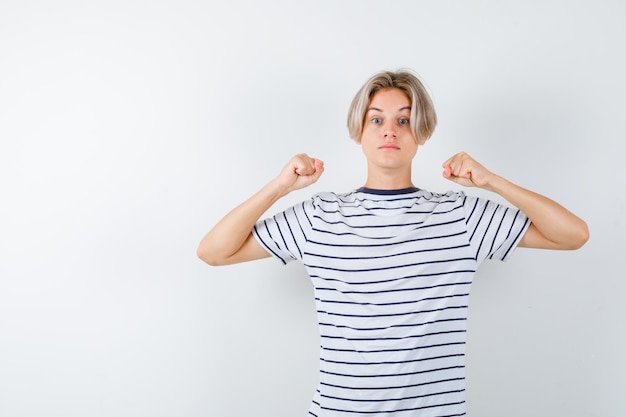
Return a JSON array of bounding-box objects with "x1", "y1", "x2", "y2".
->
[
  {"x1": 463, "y1": 194, "x2": 530, "y2": 263},
  {"x1": 252, "y1": 199, "x2": 315, "y2": 265}
]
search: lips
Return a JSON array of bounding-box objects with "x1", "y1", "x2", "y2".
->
[{"x1": 379, "y1": 144, "x2": 400, "y2": 150}]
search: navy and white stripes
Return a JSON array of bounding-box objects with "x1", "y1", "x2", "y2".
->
[{"x1": 253, "y1": 187, "x2": 530, "y2": 416}]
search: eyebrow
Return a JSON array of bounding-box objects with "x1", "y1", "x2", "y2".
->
[{"x1": 366, "y1": 106, "x2": 411, "y2": 113}]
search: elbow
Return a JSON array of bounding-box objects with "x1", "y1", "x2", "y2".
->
[
  {"x1": 562, "y1": 221, "x2": 590, "y2": 250},
  {"x1": 196, "y1": 243, "x2": 224, "y2": 267},
  {"x1": 572, "y1": 221, "x2": 590, "y2": 250}
]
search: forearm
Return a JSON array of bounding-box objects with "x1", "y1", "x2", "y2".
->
[
  {"x1": 197, "y1": 179, "x2": 286, "y2": 265},
  {"x1": 486, "y1": 175, "x2": 589, "y2": 249}
]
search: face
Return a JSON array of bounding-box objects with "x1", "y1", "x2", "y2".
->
[{"x1": 359, "y1": 88, "x2": 418, "y2": 174}]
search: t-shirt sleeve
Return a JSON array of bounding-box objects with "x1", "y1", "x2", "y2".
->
[
  {"x1": 462, "y1": 194, "x2": 531, "y2": 263},
  {"x1": 252, "y1": 199, "x2": 314, "y2": 265}
]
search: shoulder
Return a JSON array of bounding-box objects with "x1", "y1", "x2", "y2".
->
[
  {"x1": 310, "y1": 190, "x2": 358, "y2": 206},
  {"x1": 422, "y1": 189, "x2": 466, "y2": 202}
]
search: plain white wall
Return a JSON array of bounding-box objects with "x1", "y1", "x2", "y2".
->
[{"x1": 0, "y1": 1, "x2": 624, "y2": 416}]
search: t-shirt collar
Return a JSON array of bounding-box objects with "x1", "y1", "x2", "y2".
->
[{"x1": 356, "y1": 186, "x2": 421, "y2": 195}]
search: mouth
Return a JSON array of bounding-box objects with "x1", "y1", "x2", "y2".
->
[{"x1": 379, "y1": 144, "x2": 400, "y2": 150}]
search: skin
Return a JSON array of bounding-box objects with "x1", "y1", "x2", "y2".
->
[{"x1": 197, "y1": 87, "x2": 589, "y2": 266}]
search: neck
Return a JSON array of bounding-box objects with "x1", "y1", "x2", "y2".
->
[{"x1": 364, "y1": 170, "x2": 414, "y2": 190}]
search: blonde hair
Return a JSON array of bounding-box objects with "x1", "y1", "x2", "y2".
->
[{"x1": 347, "y1": 69, "x2": 437, "y2": 145}]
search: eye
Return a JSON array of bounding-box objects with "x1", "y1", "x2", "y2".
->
[
  {"x1": 371, "y1": 117, "x2": 382, "y2": 124},
  {"x1": 398, "y1": 117, "x2": 409, "y2": 125}
]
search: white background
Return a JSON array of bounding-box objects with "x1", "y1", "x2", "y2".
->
[{"x1": 1, "y1": 1, "x2": 624, "y2": 416}]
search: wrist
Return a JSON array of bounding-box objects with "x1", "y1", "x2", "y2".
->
[
  {"x1": 482, "y1": 173, "x2": 508, "y2": 194},
  {"x1": 266, "y1": 177, "x2": 292, "y2": 200}
]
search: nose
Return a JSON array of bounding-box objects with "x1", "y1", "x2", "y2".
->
[{"x1": 383, "y1": 123, "x2": 397, "y2": 139}]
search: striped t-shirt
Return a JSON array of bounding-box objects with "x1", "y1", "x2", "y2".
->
[{"x1": 253, "y1": 186, "x2": 530, "y2": 417}]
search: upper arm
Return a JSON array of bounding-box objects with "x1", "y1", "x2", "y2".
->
[
  {"x1": 224, "y1": 232, "x2": 271, "y2": 265},
  {"x1": 197, "y1": 232, "x2": 271, "y2": 266},
  {"x1": 517, "y1": 223, "x2": 566, "y2": 250}
]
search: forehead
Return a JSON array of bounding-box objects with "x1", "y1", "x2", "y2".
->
[{"x1": 368, "y1": 88, "x2": 411, "y2": 111}]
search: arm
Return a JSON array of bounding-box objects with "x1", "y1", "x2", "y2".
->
[
  {"x1": 442, "y1": 152, "x2": 589, "y2": 250},
  {"x1": 197, "y1": 154, "x2": 325, "y2": 266}
]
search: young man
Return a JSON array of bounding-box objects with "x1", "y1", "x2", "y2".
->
[{"x1": 197, "y1": 70, "x2": 588, "y2": 416}]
